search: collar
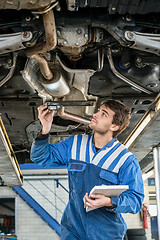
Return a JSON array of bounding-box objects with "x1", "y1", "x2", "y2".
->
[
  {"x1": 92, "y1": 135, "x2": 117, "y2": 151},
  {"x1": 105, "y1": 138, "x2": 117, "y2": 148}
]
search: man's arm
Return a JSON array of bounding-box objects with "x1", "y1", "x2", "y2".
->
[
  {"x1": 30, "y1": 135, "x2": 73, "y2": 167},
  {"x1": 110, "y1": 156, "x2": 144, "y2": 214},
  {"x1": 30, "y1": 105, "x2": 73, "y2": 167}
]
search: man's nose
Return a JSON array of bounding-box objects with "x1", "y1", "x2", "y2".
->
[{"x1": 93, "y1": 111, "x2": 99, "y2": 118}]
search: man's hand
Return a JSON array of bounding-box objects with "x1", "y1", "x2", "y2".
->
[
  {"x1": 37, "y1": 105, "x2": 54, "y2": 134},
  {"x1": 83, "y1": 193, "x2": 113, "y2": 209}
]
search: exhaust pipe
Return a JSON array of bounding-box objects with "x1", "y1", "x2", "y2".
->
[
  {"x1": 30, "y1": 54, "x2": 53, "y2": 80},
  {"x1": 26, "y1": 8, "x2": 57, "y2": 80},
  {"x1": 25, "y1": 7, "x2": 70, "y2": 97},
  {"x1": 57, "y1": 107, "x2": 90, "y2": 125},
  {"x1": 26, "y1": 8, "x2": 57, "y2": 56}
]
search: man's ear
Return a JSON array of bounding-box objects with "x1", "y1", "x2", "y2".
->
[{"x1": 110, "y1": 124, "x2": 120, "y2": 133}]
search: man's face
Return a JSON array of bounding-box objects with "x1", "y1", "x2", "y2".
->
[{"x1": 89, "y1": 104, "x2": 118, "y2": 135}]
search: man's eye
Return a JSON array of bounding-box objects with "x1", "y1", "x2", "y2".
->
[{"x1": 102, "y1": 113, "x2": 107, "y2": 117}]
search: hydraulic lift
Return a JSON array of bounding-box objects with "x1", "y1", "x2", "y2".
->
[
  {"x1": 0, "y1": 115, "x2": 23, "y2": 186},
  {"x1": 124, "y1": 94, "x2": 160, "y2": 240}
]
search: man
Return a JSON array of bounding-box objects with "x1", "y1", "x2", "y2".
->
[{"x1": 31, "y1": 99, "x2": 144, "y2": 240}]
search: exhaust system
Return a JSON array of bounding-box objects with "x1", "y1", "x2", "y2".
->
[
  {"x1": 57, "y1": 106, "x2": 90, "y2": 125},
  {"x1": 26, "y1": 7, "x2": 70, "y2": 97},
  {"x1": 24, "y1": 6, "x2": 90, "y2": 125}
]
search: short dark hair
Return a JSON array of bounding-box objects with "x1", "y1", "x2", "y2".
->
[{"x1": 102, "y1": 99, "x2": 131, "y2": 137}]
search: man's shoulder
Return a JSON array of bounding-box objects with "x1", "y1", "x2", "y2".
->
[
  {"x1": 115, "y1": 140, "x2": 137, "y2": 168},
  {"x1": 117, "y1": 141, "x2": 139, "y2": 170},
  {"x1": 116, "y1": 139, "x2": 135, "y2": 156}
]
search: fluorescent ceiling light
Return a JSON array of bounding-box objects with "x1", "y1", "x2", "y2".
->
[
  {"x1": 124, "y1": 111, "x2": 155, "y2": 148},
  {"x1": 156, "y1": 99, "x2": 160, "y2": 111}
]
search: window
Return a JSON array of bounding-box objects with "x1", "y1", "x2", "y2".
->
[{"x1": 0, "y1": 198, "x2": 16, "y2": 236}]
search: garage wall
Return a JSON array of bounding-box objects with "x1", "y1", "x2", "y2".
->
[
  {"x1": 17, "y1": 195, "x2": 60, "y2": 240},
  {"x1": 0, "y1": 174, "x2": 69, "y2": 240}
]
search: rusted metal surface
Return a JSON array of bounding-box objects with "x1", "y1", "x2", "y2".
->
[
  {"x1": 0, "y1": 0, "x2": 55, "y2": 10},
  {"x1": 26, "y1": 8, "x2": 57, "y2": 80},
  {"x1": 26, "y1": 9, "x2": 57, "y2": 56}
]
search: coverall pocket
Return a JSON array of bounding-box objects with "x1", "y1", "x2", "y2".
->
[
  {"x1": 68, "y1": 162, "x2": 87, "y2": 193},
  {"x1": 99, "y1": 169, "x2": 118, "y2": 185}
]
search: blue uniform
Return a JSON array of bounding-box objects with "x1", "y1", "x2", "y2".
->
[{"x1": 31, "y1": 134, "x2": 144, "y2": 240}]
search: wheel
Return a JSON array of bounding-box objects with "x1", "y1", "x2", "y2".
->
[
  {"x1": 128, "y1": 237, "x2": 146, "y2": 240},
  {"x1": 127, "y1": 228, "x2": 146, "y2": 236}
]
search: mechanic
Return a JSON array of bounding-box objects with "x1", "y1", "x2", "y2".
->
[{"x1": 30, "y1": 99, "x2": 144, "y2": 240}]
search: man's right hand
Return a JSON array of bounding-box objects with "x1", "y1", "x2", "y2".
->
[{"x1": 37, "y1": 105, "x2": 54, "y2": 134}]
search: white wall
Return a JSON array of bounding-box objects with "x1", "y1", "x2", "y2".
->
[
  {"x1": 17, "y1": 196, "x2": 60, "y2": 240},
  {"x1": 22, "y1": 177, "x2": 68, "y2": 223},
  {"x1": 0, "y1": 172, "x2": 69, "y2": 240},
  {"x1": 122, "y1": 212, "x2": 142, "y2": 229}
]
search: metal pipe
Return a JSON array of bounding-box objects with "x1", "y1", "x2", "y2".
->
[
  {"x1": 30, "y1": 54, "x2": 53, "y2": 80},
  {"x1": 57, "y1": 107, "x2": 90, "y2": 125},
  {"x1": 31, "y1": 1, "x2": 59, "y2": 15},
  {"x1": 97, "y1": 48, "x2": 105, "y2": 72},
  {"x1": 0, "y1": 52, "x2": 17, "y2": 87},
  {"x1": 107, "y1": 48, "x2": 153, "y2": 95},
  {"x1": 26, "y1": 8, "x2": 57, "y2": 80},
  {"x1": 26, "y1": 9, "x2": 57, "y2": 56},
  {"x1": 153, "y1": 146, "x2": 160, "y2": 240}
]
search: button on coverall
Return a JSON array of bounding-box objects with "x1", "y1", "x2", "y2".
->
[{"x1": 31, "y1": 134, "x2": 144, "y2": 240}]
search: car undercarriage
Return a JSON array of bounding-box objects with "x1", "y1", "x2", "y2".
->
[{"x1": 0, "y1": 0, "x2": 160, "y2": 174}]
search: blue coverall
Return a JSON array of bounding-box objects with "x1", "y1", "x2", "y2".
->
[{"x1": 31, "y1": 134, "x2": 144, "y2": 240}]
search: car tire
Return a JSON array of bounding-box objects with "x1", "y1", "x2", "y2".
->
[
  {"x1": 127, "y1": 228, "x2": 146, "y2": 236},
  {"x1": 128, "y1": 237, "x2": 146, "y2": 240}
]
